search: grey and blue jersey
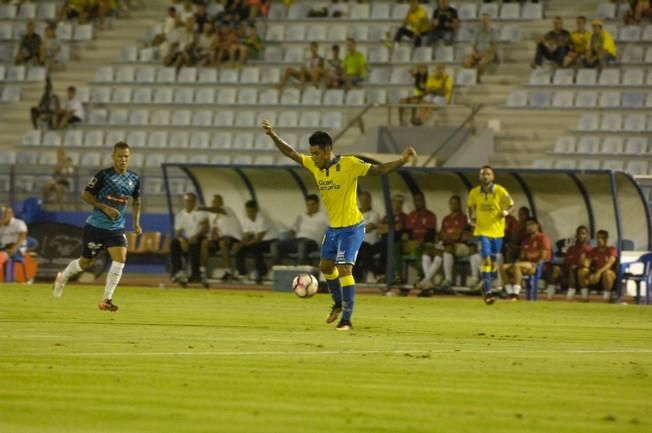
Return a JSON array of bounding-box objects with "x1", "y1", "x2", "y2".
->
[{"x1": 85, "y1": 168, "x2": 140, "y2": 231}]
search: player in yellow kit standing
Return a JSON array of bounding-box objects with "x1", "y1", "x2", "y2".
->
[
  {"x1": 263, "y1": 120, "x2": 417, "y2": 330},
  {"x1": 467, "y1": 165, "x2": 514, "y2": 305}
]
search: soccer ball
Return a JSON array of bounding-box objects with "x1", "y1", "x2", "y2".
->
[{"x1": 292, "y1": 273, "x2": 319, "y2": 298}]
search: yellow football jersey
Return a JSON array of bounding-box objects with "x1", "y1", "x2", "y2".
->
[
  {"x1": 300, "y1": 154, "x2": 371, "y2": 228},
  {"x1": 467, "y1": 184, "x2": 514, "y2": 238}
]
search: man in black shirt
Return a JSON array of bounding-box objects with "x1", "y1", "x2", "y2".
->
[
  {"x1": 425, "y1": 0, "x2": 459, "y2": 46},
  {"x1": 532, "y1": 16, "x2": 572, "y2": 68},
  {"x1": 15, "y1": 21, "x2": 42, "y2": 65}
]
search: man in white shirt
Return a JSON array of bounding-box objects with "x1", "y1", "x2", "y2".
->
[
  {"x1": 353, "y1": 191, "x2": 381, "y2": 282},
  {"x1": 0, "y1": 207, "x2": 28, "y2": 279},
  {"x1": 54, "y1": 86, "x2": 84, "y2": 129},
  {"x1": 200, "y1": 194, "x2": 243, "y2": 283},
  {"x1": 274, "y1": 194, "x2": 329, "y2": 266},
  {"x1": 171, "y1": 192, "x2": 209, "y2": 284},
  {"x1": 235, "y1": 200, "x2": 278, "y2": 284}
]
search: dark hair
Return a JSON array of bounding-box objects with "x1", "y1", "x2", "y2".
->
[
  {"x1": 306, "y1": 194, "x2": 319, "y2": 203},
  {"x1": 519, "y1": 206, "x2": 530, "y2": 216},
  {"x1": 597, "y1": 229, "x2": 609, "y2": 238},
  {"x1": 577, "y1": 16, "x2": 586, "y2": 21},
  {"x1": 413, "y1": 191, "x2": 424, "y2": 199},
  {"x1": 184, "y1": 192, "x2": 197, "y2": 199},
  {"x1": 245, "y1": 200, "x2": 258, "y2": 209},
  {"x1": 67, "y1": 86, "x2": 76, "y2": 92},
  {"x1": 113, "y1": 141, "x2": 130, "y2": 152},
  {"x1": 450, "y1": 195, "x2": 461, "y2": 203},
  {"x1": 554, "y1": 16, "x2": 562, "y2": 21},
  {"x1": 480, "y1": 165, "x2": 493, "y2": 172},
  {"x1": 308, "y1": 131, "x2": 333, "y2": 149},
  {"x1": 332, "y1": 45, "x2": 339, "y2": 51},
  {"x1": 576, "y1": 225, "x2": 589, "y2": 234},
  {"x1": 358, "y1": 190, "x2": 370, "y2": 198},
  {"x1": 168, "y1": 6, "x2": 175, "y2": 13}
]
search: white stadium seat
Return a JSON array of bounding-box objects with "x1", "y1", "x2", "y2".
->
[
  {"x1": 553, "y1": 136, "x2": 576, "y2": 153},
  {"x1": 601, "y1": 137, "x2": 624, "y2": 154}
]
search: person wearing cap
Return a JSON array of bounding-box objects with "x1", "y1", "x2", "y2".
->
[
  {"x1": 531, "y1": 16, "x2": 571, "y2": 68},
  {"x1": 584, "y1": 19, "x2": 617, "y2": 70}
]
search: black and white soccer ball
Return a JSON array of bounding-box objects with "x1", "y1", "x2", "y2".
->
[{"x1": 292, "y1": 273, "x2": 319, "y2": 298}]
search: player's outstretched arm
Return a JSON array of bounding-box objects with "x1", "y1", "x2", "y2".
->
[
  {"x1": 262, "y1": 119, "x2": 302, "y2": 165},
  {"x1": 367, "y1": 146, "x2": 417, "y2": 176}
]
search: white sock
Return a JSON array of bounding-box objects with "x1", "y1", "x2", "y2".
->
[
  {"x1": 567, "y1": 288, "x2": 576, "y2": 299},
  {"x1": 580, "y1": 288, "x2": 589, "y2": 300},
  {"x1": 546, "y1": 284, "x2": 556, "y2": 299},
  {"x1": 505, "y1": 284, "x2": 513, "y2": 294},
  {"x1": 422, "y1": 255, "x2": 442, "y2": 281},
  {"x1": 513, "y1": 285, "x2": 522, "y2": 295},
  {"x1": 603, "y1": 291, "x2": 610, "y2": 301},
  {"x1": 61, "y1": 259, "x2": 83, "y2": 282},
  {"x1": 470, "y1": 254, "x2": 481, "y2": 280},
  {"x1": 443, "y1": 252, "x2": 454, "y2": 282},
  {"x1": 103, "y1": 262, "x2": 125, "y2": 300}
]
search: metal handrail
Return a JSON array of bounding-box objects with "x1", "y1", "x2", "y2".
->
[
  {"x1": 331, "y1": 103, "x2": 376, "y2": 142},
  {"x1": 421, "y1": 103, "x2": 482, "y2": 167}
]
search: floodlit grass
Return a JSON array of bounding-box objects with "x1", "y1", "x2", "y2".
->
[{"x1": 0, "y1": 284, "x2": 651, "y2": 433}]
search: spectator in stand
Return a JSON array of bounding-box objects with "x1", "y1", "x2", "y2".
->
[
  {"x1": 42, "y1": 148, "x2": 76, "y2": 210},
  {"x1": 247, "y1": 0, "x2": 271, "y2": 19},
  {"x1": 223, "y1": 0, "x2": 250, "y2": 24},
  {"x1": 196, "y1": 22, "x2": 217, "y2": 66},
  {"x1": 277, "y1": 42, "x2": 324, "y2": 90},
  {"x1": 578, "y1": 229, "x2": 618, "y2": 302},
  {"x1": 274, "y1": 194, "x2": 329, "y2": 265},
  {"x1": 171, "y1": 192, "x2": 210, "y2": 285},
  {"x1": 58, "y1": 0, "x2": 90, "y2": 23},
  {"x1": 40, "y1": 25, "x2": 62, "y2": 72},
  {"x1": 200, "y1": 194, "x2": 242, "y2": 284},
  {"x1": 412, "y1": 64, "x2": 453, "y2": 126},
  {"x1": 340, "y1": 38, "x2": 367, "y2": 90},
  {"x1": 548, "y1": 225, "x2": 592, "y2": 301},
  {"x1": 532, "y1": 16, "x2": 571, "y2": 68},
  {"x1": 153, "y1": 7, "x2": 181, "y2": 46},
  {"x1": 624, "y1": 0, "x2": 652, "y2": 25},
  {"x1": 178, "y1": 0, "x2": 196, "y2": 23},
  {"x1": 30, "y1": 76, "x2": 60, "y2": 130},
  {"x1": 499, "y1": 218, "x2": 552, "y2": 301},
  {"x1": 172, "y1": 17, "x2": 198, "y2": 72},
  {"x1": 240, "y1": 22, "x2": 263, "y2": 64},
  {"x1": 353, "y1": 191, "x2": 381, "y2": 283},
  {"x1": 562, "y1": 16, "x2": 591, "y2": 68},
  {"x1": 0, "y1": 207, "x2": 28, "y2": 279},
  {"x1": 324, "y1": 45, "x2": 342, "y2": 89},
  {"x1": 425, "y1": 0, "x2": 459, "y2": 46},
  {"x1": 399, "y1": 64, "x2": 428, "y2": 126},
  {"x1": 226, "y1": 21, "x2": 259, "y2": 68},
  {"x1": 584, "y1": 19, "x2": 617, "y2": 70},
  {"x1": 194, "y1": 2, "x2": 210, "y2": 33},
  {"x1": 212, "y1": 23, "x2": 239, "y2": 66},
  {"x1": 53, "y1": 86, "x2": 84, "y2": 130},
  {"x1": 503, "y1": 206, "x2": 530, "y2": 263},
  {"x1": 15, "y1": 21, "x2": 42, "y2": 66},
  {"x1": 377, "y1": 194, "x2": 408, "y2": 285},
  {"x1": 393, "y1": 0, "x2": 431, "y2": 47},
  {"x1": 462, "y1": 13, "x2": 497, "y2": 81},
  {"x1": 236, "y1": 200, "x2": 278, "y2": 284}
]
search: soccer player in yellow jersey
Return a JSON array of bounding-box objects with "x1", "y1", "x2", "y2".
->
[
  {"x1": 263, "y1": 120, "x2": 417, "y2": 330},
  {"x1": 467, "y1": 166, "x2": 514, "y2": 305}
]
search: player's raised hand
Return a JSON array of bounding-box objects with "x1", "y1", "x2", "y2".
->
[
  {"x1": 402, "y1": 146, "x2": 417, "y2": 164},
  {"x1": 102, "y1": 205, "x2": 120, "y2": 221},
  {"x1": 262, "y1": 119, "x2": 274, "y2": 135}
]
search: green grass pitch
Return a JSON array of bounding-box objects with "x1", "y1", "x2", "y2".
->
[{"x1": 1, "y1": 284, "x2": 651, "y2": 433}]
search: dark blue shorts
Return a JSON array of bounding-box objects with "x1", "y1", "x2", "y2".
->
[
  {"x1": 477, "y1": 236, "x2": 503, "y2": 259},
  {"x1": 81, "y1": 224, "x2": 127, "y2": 259},
  {"x1": 321, "y1": 223, "x2": 365, "y2": 265}
]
